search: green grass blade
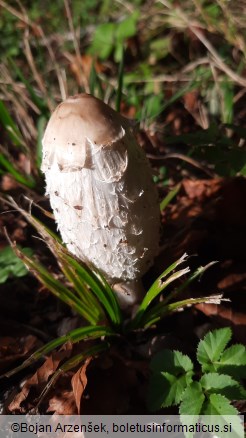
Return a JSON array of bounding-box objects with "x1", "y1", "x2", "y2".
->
[
  {"x1": 0, "y1": 100, "x2": 24, "y2": 147},
  {"x1": 141, "y1": 81, "x2": 197, "y2": 125},
  {"x1": 162, "y1": 262, "x2": 218, "y2": 306},
  {"x1": 141, "y1": 267, "x2": 190, "y2": 310},
  {"x1": 115, "y1": 46, "x2": 124, "y2": 112},
  {"x1": 3, "y1": 326, "x2": 113, "y2": 378},
  {"x1": 56, "y1": 252, "x2": 106, "y2": 323},
  {"x1": 13, "y1": 244, "x2": 100, "y2": 325},
  {"x1": 66, "y1": 253, "x2": 122, "y2": 327},
  {"x1": 89, "y1": 61, "x2": 97, "y2": 95},
  {"x1": 131, "y1": 262, "x2": 218, "y2": 329},
  {"x1": 26, "y1": 209, "x2": 122, "y2": 326},
  {"x1": 0, "y1": 153, "x2": 36, "y2": 188},
  {"x1": 160, "y1": 183, "x2": 181, "y2": 212},
  {"x1": 36, "y1": 115, "x2": 47, "y2": 169},
  {"x1": 56, "y1": 342, "x2": 108, "y2": 372},
  {"x1": 142, "y1": 295, "x2": 225, "y2": 328},
  {"x1": 130, "y1": 254, "x2": 190, "y2": 328},
  {"x1": 146, "y1": 253, "x2": 189, "y2": 297},
  {"x1": 92, "y1": 267, "x2": 122, "y2": 325},
  {"x1": 8, "y1": 58, "x2": 49, "y2": 114},
  {"x1": 7, "y1": 199, "x2": 122, "y2": 327}
]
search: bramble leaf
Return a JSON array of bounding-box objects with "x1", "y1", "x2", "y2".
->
[
  {"x1": 147, "y1": 371, "x2": 193, "y2": 411},
  {"x1": 148, "y1": 350, "x2": 193, "y2": 411},
  {"x1": 180, "y1": 381, "x2": 205, "y2": 416},
  {"x1": 150, "y1": 349, "x2": 193, "y2": 374},
  {"x1": 197, "y1": 328, "x2": 232, "y2": 371},
  {"x1": 202, "y1": 394, "x2": 243, "y2": 438},
  {"x1": 215, "y1": 344, "x2": 246, "y2": 378},
  {"x1": 200, "y1": 373, "x2": 245, "y2": 400},
  {"x1": 180, "y1": 382, "x2": 205, "y2": 438},
  {"x1": 203, "y1": 393, "x2": 239, "y2": 415}
]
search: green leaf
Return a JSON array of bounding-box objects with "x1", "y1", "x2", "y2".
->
[
  {"x1": 150, "y1": 349, "x2": 193, "y2": 374},
  {"x1": 197, "y1": 328, "x2": 232, "y2": 371},
  {"x1": 150, "y1": 37, "x2": 170, "y2": 61},
  {"x1": 219, "y1": 344, "x2": 246, "y2": 367},
  {"x1": 203, "y1": 393, "x2": 239, "y2": 415},
  {"x1": 180, "y1": 381, "x2": 205, "y2": 415},
  {"x1": 148, "y1": 350, "x2": 193, "y2": 411},
  {"x1": 141, "y1": 94, "x2": 164, "y2": 123},
  {"x1": 116, "y1": 12, "x2": 138, "y2": 42},
  {"x1": 147, "y1": 371, "x2": 193, "y2": 411},
  {"x1": 0, "y1": 267, "x2": 9, "y2": 284},
  {"x1": 202, "y1": 394, "x2": 243, "y2": 438},
  {"x1": 143, "y1": 81, "x2": 198, "y2": 124},
  {"x1": 180, "y1": 382, "x2": 205, "y2": 438},
  {"x1": 200, "y1": 373, "x2": 245, "y2": 400},
  {"x1": 0, "y1": 246, "x2": 33, "y2": 283},
  {"x1": 205, "y1": 4, "x2": 221, "y2": 19},
  {"x1": 216, "y1": 344, "x2": 246, "y2": 378},
  {"x1": 89, "y1": 23, "x2": 115, "y2": 59},
  {"x1": 163, "y1": 372, "x2": 192, "y2": 406}
]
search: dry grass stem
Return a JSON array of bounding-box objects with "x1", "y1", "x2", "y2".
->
[{"x1": 63, "y1": 0, "x2": 90, "y2": 93}]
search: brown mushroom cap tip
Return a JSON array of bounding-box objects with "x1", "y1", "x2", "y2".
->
[{"x1": 42, "y1": 93, "x2": 128, "y2": 150}]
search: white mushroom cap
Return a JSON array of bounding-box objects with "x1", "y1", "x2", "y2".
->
[
  {"x1": 42, "y1": 94, "x2": 160, "y2": 305},
  {"x1": 42, "y1": 94, "x2": 129, "y2": 173}
]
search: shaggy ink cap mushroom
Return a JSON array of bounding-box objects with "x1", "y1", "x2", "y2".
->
[{"x1": 42, "y1": 94, "x2": 160, "y2": 307}]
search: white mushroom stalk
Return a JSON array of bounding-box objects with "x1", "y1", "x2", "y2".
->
[{"x1": 42, "y1": 94, "x2": 160, "y2": 307}]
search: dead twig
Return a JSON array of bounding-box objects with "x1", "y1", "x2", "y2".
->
[{"x1": 147, "y1": 152, "x2": 217, "y2": 178}]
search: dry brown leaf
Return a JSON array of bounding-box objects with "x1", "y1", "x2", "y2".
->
[
  {"x1": 183, "y1": 91, "x2": 199, "y2": 112},
  {"x1": 71, "y1": 357, "x2": 92, "y2": 414},
  {"x1": 0, "y1": 335, "x2": 38, "y2": 374},
  {"x1": 1, "y1": 175, "x2": 19, "y2": 191},
  {"x1": 196, "y1": 303, "x2": 246, "y2": 343},
  {"x1": 182, "y1": 178, "x2": 221, "y2": 201},
  {"x1": 218, "y1": 272, "x2": 246, "y2": 290},
  {"x1": 8, "y1": 349, "x2": 70, "y2": 413},
  {"x1": 69, "y1": 54, "x2": 105, "y2": 85},
  {"x1": 48, "y1": 389, "x2": 77, "y2": 415}
]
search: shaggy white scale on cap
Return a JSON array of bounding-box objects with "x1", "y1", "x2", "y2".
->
[{"x1": 42, "y1": 94, "x2": 160, "y2": 306}]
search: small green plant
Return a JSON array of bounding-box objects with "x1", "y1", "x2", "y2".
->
[
  {"x1": 0, "y1": 245, "x2": 33, "y2": 283},
  {"x1": 89, "y1": 12, "x2": 139, "y2": 62},
  {"x1": 147, "y1": 327, "x2": 246, "y2": 420},
  {"x1": 165, "y1": 122, "x2": 246, "y2": 177}
]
